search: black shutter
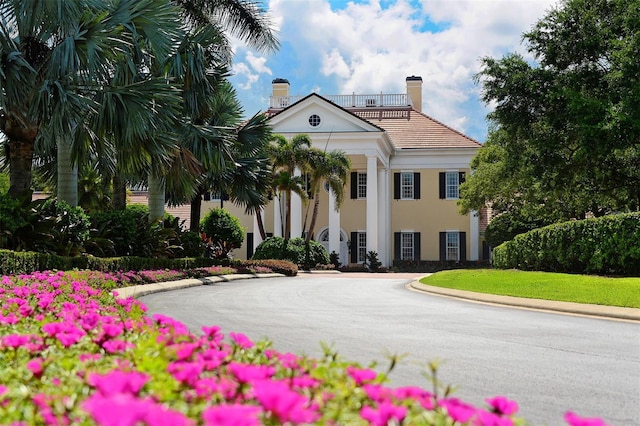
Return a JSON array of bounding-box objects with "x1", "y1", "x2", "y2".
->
[
  {"x1": 414, "y1": 232, "x2": 421, "y2": 261},
  {"x1": 482, "y1": 241, "x2": 490, "y2": 261},
  {"x1": 351, "y1": 172, "x2": 358, "y2": 199},
  {"x1": 394, "y1": 173, "x2": 400, "y2": 199},
  {"x1": 414, "y1": 172, "x2": 420, "y2": 199},
  {"x1": 351, "y1": 232, "x2": 358, "y2": 263},
  {"x1": 459, "y1": 172, "x2": 466, "y2": 185},
  {"x1": 203, "y1": 192, "x2": 211, "y2": 201},
  {"x1": 247, "y1": 233, "x2": 254, "y2": 259},
  {"x1": 459, "y1": 232, "x2": 467, "y2": 261},
  {"x1": 222, "y1": 191, "x2": 229, "y2": 201},
  {"x1": 439, "y1": 173, "x2": 446, "y2": 199},
  {"x1": 439, "y1": 232, "x2": 446, "y2": 261},
  {"x1": 394, "y1": 232, "x2": 401, "y2": 260}
]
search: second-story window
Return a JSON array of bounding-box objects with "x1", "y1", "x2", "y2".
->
[
  {"x1": 439, "y1": 171, "x2": 465, "y2": 200},
  {"x1": 357, "y1": 172, "x2": 367, "y2": 199},
  {"x1": 401, "y1": 172, "x2": 414, "y2": 199}
]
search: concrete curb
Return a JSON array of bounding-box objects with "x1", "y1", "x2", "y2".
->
[
  {"x1": 409, "y1": 281, "x2": 640, "y2": 322},
  {"x1": 113, "y1": 273, "x2": 284, "y2": 300}
]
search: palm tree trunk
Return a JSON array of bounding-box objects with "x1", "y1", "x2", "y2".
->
[
  {"x1": 57, "y1": 137, "x2": 78, "y2": 206},
  {"x1": 148, "y1": 173, "x2": 165, "y2": 222},
  {"x1": 306, "y1": 189, "x2": 321, "y2": 244},
  {"x1": 256, "y1": 209, "x2": 266, "y2": 240},
  {"x1": 285, "y1": 189, "x2": 292, "y2": 242},
  {"x1": 112, "y1": 172, "x2": 127, "y2": 210},
  {"x1": 190, "y1": 188, "x2": 204, "y2": 232},
  {"x1": 8, "y1": 139, "x2": 35, "y2": 200}
]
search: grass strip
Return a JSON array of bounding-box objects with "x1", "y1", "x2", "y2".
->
[{"x1": 419, "y1": 269, "x2": 640, "y2": 308}]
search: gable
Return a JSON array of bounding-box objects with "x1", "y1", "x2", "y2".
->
[{"x1": 267, "y1": 94, "x2": 383, "y2": 134}]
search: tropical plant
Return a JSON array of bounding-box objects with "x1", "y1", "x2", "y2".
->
[
  {"x1": 0, "y1": 0, "x2": 184, "y2": 203},
  {"x1": 200, "y1": 207, "x2": 245, "y2": 259},
  {"x1": 270, "y1": 134, "x2": 314, "y2": 241},
  {"x1": 252, "y1": 236, "x2": 329, "y2": 267},
  {"x1": 304, "y1": 148, "x2": 351, "y2": 244}
]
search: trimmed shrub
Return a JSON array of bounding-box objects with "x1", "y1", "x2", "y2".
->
[
  {"x1": 200, "y1": 208, "x2": 244, "y2": 259},
  {"x1": 243, "y1": 259, "x2": 298, "y2": 276},
  {"x1": 484, "y1": 210, "x2": 556, "y2": 248},
  {"x1": 493, "y1": 213, "x2": 640, "y2": 276},
  {"x1": 252, "y1": 236, "x2": 329, "y2": 267}
]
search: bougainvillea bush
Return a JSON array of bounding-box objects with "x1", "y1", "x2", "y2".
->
[{"x1": 0, "y1": 271, "x2": 607, "y2": 425}]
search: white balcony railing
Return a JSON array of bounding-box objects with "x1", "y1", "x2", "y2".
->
[{"x1": 269, "y1": 93, "x2": 413, "y2": 110}]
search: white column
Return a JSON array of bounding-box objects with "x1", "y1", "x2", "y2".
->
[
  {"x1": 291, "y1": 169, "x2": 303, "y2": 238},
  {"x1": 328, "y1": 187, "x2": 341, "y2": 257},
  {"x1": 470, "y1": 209, "x2": 480, "y2": 261},
  {"x1": 377, "y1": 167, "x2": 389, "y2": 266},
  {"x1": 273, "y1": 196, "x2": 282, "y2": 237},
  {"x1": 366, "y1": 155, "x2": 378, "y2": 254}
]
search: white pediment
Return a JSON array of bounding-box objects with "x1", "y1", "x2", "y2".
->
[{"x1": 268, "y1": 94, "x2": 382, "y2": 134}]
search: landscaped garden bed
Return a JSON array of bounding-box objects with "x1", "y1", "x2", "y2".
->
[{"x1": 0, "y1": 270, "x2": 607, "y2": 425}]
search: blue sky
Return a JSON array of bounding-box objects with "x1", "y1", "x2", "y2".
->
[{"x1": 228, "y1": 0, "x2": 558, "y2": 143}]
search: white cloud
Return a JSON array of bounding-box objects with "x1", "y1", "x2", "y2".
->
[{"x1": 235, "y1": 0, "x2": 559, "y2": 140}]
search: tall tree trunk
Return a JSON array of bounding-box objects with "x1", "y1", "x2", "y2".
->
[
  {"x1": 57, "y1": 137, "x2": 78, "y2": 206},
  {"x1": 8, "y1": 139, "x2": 35, "y2": 200},
  {"x1": 148, "y1": 172, "x2": 165, "y2": 222},
  {"x1": 112, "y1": 172, "x2": 127, "y2": 210},
  {"x1": 190, "y1": 188, "x2": 204, "y2": 232},
  {"x1": 285, "y1": 189, "x2": 291, "y2": 242},
  {"x1": 256, "y1": 209, "x2": 266, "y2": 240},
  {"x1": 306, "y1": 189, "x2": 321, "y2": 244}
]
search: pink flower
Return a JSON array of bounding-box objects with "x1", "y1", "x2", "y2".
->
[
  {"x1": 564, "y1": 411, "x2": 609, "y2": 426},
  {"x1": 228, "y1": 362, "x2": 275, "y2": 383},
  {"x1": 486, "y1": 396, "x2": 519, "y2": 416},
  {"x1": 346, "y1": 366, "x2": 378, "y2": 385},
  {"x1": 167, "y1": 361, "x2": 204, "y2": 386},
  {"x1": 202, "y1": 404, "x2": 262, "y2": 426},
  {"x1": 252, "y1": 379, "x2": 319, "y2": 424},
  {"x1": 88, "y1": 370, "x2": 149, "y2": 396},
  {"x1": 474, "y1": 409, "x2": 514, "y2": 426},
  {"x1": 360, "y1": 401, "x2": 408, "y2": 426},
  {"x1": 229, "y1": 332, "x2": 254, "y2": 349},
  {"x1": 102, "y1": 340, "x2": 134, "y2": 354},
  {"x1": 82, "y1": 393, "x2": 150, "y2": 426},
  {"x1": 26, "y1": 358, "x2": 44, "y2": 377},
  {"x1": 0, "y1": 385, "x2": 7, "y2": 395},
  {"x1": 439, "y1": 397, "x2": 477, "y2": 423}
]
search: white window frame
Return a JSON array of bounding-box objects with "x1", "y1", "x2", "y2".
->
[
  {"x1": 400, "y1": 232, "x2": 414, "y2": 260},
  {"x1": 400, "y1": 172, "x2": 414, "y2": 200},
  {"x1": 445, "y1": 171, "x2": 459, "y2": 200},
  {"x1": 357, "y1": 172, "x2": 367, "y2": 199},
  {"x1": 446, "y1": 231, "x2": 460, "y2": 261},
  {"x1": 357, "y1": 232, "x2": 367, "y2": 263}
]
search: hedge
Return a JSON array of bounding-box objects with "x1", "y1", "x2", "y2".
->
[
  {"x1": 0, "y1": 250, "x2": 217, "y2": 276},
  {"x1": 493, "y1": 213, "x2": 640, "y2": 276}
]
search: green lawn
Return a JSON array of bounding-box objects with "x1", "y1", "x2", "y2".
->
[{"x1": 419, "y1": 269, "x2": 640, "y2": 308}]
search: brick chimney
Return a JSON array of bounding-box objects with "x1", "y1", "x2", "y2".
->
[{"x1": 406, "y1": 76, "x2": 422, "y2": 112}]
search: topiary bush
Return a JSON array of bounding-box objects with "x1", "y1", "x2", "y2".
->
[
  {"x1": 484, "y1": 209, "x2": 556, "y2": 248},
  {"x1": 252, "y1": 236, "x2": 329, "y2": 267},
  {"x1": 493, "y1": 213, "x2": 640, "y2": 276},
  {"x1": 200, "y1": 208, "x2": 244, "y2": 260}
]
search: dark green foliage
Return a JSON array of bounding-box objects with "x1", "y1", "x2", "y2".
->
[
  {"x1": 329, "y1": 251, "x2": 340, "y2": 269},
  {"x1": 252, "y1": 236, "x2": 329, "y2": 266},
  {"x1": 365, "y1": 251, "x2": 382, "y2": 272},
  {"x1": 484, "y1": 210, "x2": 556, "y2": 248},
  {"x1": 88, "y1": 205, "x2": 148, "y2": 256},
  {"x1": 0, "y1": 193, "x2": 28, "y2": 248},
  {"x1": 179, "y1": 231, "x2": 206, "y2": 257},
  {"x1": 200, "y1": 208, "x2": 244, "y2": 259},
  {"x1": 493, "y1": 213, "x2": 640, "y2": 276}
]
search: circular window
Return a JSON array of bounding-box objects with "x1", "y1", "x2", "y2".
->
[{"x1": 308, "y1": 114, "x2": 321, "y2": 127}]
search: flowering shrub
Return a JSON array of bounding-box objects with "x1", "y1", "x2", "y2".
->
[{"x1": 0, "y1": 271, "x2": 608, "y2": 425}]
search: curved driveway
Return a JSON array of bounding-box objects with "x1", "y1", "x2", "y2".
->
[{"x1": 140, "y1": 274, "x2": 640, "y2": 425}]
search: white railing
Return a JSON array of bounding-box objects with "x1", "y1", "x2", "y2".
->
[{"x1": 269, "y1": 93, "x2": 412, "y2": 110}]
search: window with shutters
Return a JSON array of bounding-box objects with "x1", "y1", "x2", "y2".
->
[
  {"x1": 401, "y1": 172, "x2": 414, "y2": 199},
  {"x1": 446, "y1": 172, "x2": 459, "y2": 199},
  {"x1": 357, "y1": 172, "x2": 367, "y2": 199},
  {"x1": 357, "y1": 232, "x2": 367, "y2": 263},
  {"x1": 401, "y1": 232, "x2": 414, "y2": 260},
  {"x1": 446, "y1": 232, "x2": 460, "y2": 261}
]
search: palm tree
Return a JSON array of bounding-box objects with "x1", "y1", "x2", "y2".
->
[
  {"x1": 146, "y1": 0, "x2": 279, "y2": 221},
  {"x1": 304, "y1": 149, "x2": 351, "y2": 244},
  {"x1": 0, "y1": 0, "x2": 184, "y2": 201},
  {"x1": 270, "y1": 134, "x2": 314, "y2": 241}
]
